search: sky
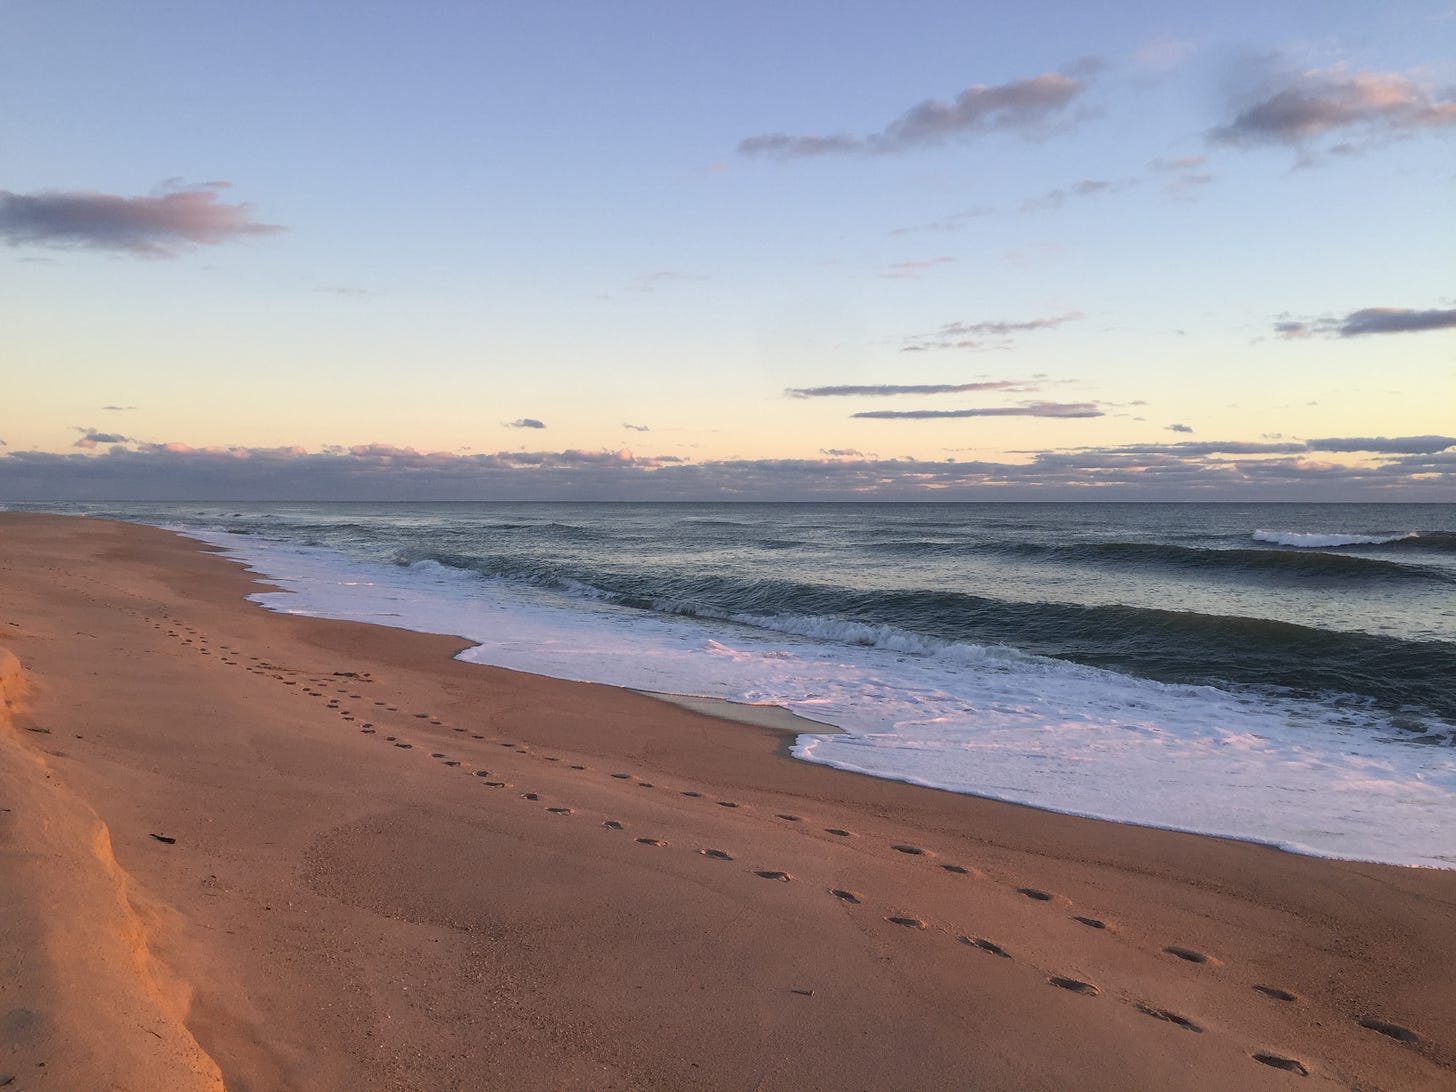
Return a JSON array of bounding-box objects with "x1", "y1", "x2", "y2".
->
[{"x1": 2, "y1": 0, "x2": 1453, "y2": 501}]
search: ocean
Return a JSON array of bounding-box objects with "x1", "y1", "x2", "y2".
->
[{"x1": 12, "y1": 501, "x2": 1454, "y2": 868}]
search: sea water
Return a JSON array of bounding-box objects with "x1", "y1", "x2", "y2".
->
[{"x1": 14, "y1": 501, "x2": 1454, "y2": 868}]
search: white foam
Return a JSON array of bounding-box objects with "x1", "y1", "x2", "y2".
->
[
  {"x1": 183, "y1": 528, "x2": 1456, "y2": 870},
  {"x1": 1253, "y1": 529, "x2": 1418, "y2": 548}
]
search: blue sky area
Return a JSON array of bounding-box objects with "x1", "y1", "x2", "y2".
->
[{"x1": 2, "y1": 1, "x2": 1453, "y2": 499}]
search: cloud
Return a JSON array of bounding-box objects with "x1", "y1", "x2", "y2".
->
[
  {"x1": 1308, "y1": 435, "x2": 1455, "y2": 454},
  {"x1": 889, "y1": 208, "x2": 993, "y2": 235},
  {"x1": 1275, "y1": 306, "x2": 1456, "y2": 339},
  {"x1": 0, "y1": 182, "x2": 284, "y2": 257},
  {"x1": 1337, "y1": 308, "x2": 1456, "y2": 337},
  {"x1": 1023, "y1": 177, "x2": 1137, "y2": 212},
  {"x1": 6, "y1": 433, "x2": 1451, "y2": 501},
  {"x1": 819, "y1": 448, "x2": 865, "y2": 457},
  {"x1": 73, "y1": 426, "x2": 133, "y2": 449},
  {"x1": 786, "y1": 381, "x2": 1032, "y2": 398},
  {"x1": 852, "y1": 401, "x2": 1102, "y2": 420},
  {"x1": 1166, "y1": 423, "x2": 1194, "y2": 433},
  {"x1": 738, "y1": 68, "x2": 1094, "y2": 159},
  {"x1": 902, "y1": 312, "x2": 1082, "y2": 351},
  {"x1": 1211, "y1": 65, "x2": 1456, "y2": 148},
  {"x1": 629, "y1": 270, "x2": 706, "y2": 292},
  {"x1": 623, "y1": 423, "x2": 650, "y2": 432},
  {"x1": 1148, "y1": 155, "x2": 1214, "y2": 197},
  {"x1": 880, "y1": 256, "x2": 954, "y2": 279},
  {"x1": 102, "y1": 405, "x2": 136, "y2": 411},
  {"x1": 1149, "y1": 155, "x2": 1207, "y2": 172},
  {"x1": 506, "y1": 418, "x2": 546, "y2": 429}
]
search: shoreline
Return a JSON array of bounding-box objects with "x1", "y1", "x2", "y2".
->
[
  {"x1": 179, "y1": 521, "x2": 1455, "y2": 871},
  {"x1": 2, "y1": 512, "x2": 1453, "y2": 1089}
]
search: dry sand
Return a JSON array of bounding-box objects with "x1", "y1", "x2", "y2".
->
[{"x1": 1, "y1": 512, "x2": 1452, "y2": 1090}]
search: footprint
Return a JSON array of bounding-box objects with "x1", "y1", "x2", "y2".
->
[
  {"x1": 1252, "y1": 985, "x2": 1297, "y2": 1003},
  {"x1": 546, "y1": 807, "x2": 574, "y2": 815},
  {"x1": 638, "y1": 782, "x2": 655, "y2": 788},
  {"x1": 699, "y1": 849, "x2": 733, "y2": 861},
  {"x1": 1358, "y1": 1018, "x2": 1418, "y2": 1044},
  {"x1": 414, "y1": 713, "x2": 429, "y2": 719},
  {"x1": 1018, "y1": 888, "x2": 1054, "y2": 902},
  {"x1": 393, "y1": 743, "x2": 412, "y2": 749},
  {"x1": 603, "y1": 820, "x2": 625, "y2": 830},
  {"x1": 1136, "y1": 1003, "x2": 1202, "y2": 1032},
  {"x1": 965, "y1": 937, "x2": 1010, "y2": 959},
  {"x1": 887, "y1": 916, "x2": 926, "y2": 929},
  {"x1": 776, "y1": 814, "x2": 802, "y2": 822},
  {"x1": 680, "y1": 790, "x2": 703, "y2": 798},
  {"x1": 824, "y1": 829, "x2": 853, "y2": 838},
  {"x1": 1048, "y1": 977, "x2": 1099, "y2": 996},
  {"x1": 361, "y1": 728, "x2": 375, "y2": 734},
  {"x1": 755, "y1": 870, "x2": 792, "y2": 882},
  {"x1": 829, "y1": 889, "x2": 861, "y2": 904},
  {"x1": 522, "y1": 792, "x2": 540, "y2": 801},
  {"x1": 430, "y1": 752, "x2": 447, "y2": 759},
  {"x1": 569, "y1": 764, "x2": 586, "y2": 770},
  {"x1": 443, "y1": 761, "x2": 461, "y2": 768},
  {"x1": 1252, "y1": 1054, "x2": 1308, "y2": 1076},
  {"x1": 473, "y1": 770, "x2": 492, "y2": 777},
  {"x1": 636, "y1": 837, "x2": 667, "y2": 847},
  {"x1": 1073, "y1": 916, "x2": 1107, "y2": 930},
  {"x1": 1164, "y1": 946, "x2": 1216, "y2": 965},
  {"x1": 611, "y1": 773, "x2": 632, "y2": 780},
  {"x1": 717, "y1": 801, "x2": 738, "y2": 808},
  {"x1": 891, "y1": 844, "x2": 927, "y2": 856},
  {"x1": 940, "y1": 864, "x2": 976, "y2": 876},
  {"x1": 483, "y1": 781, "x2": 507, "y2": 788}
]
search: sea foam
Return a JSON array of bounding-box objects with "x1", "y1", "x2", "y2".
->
[
  {"x1": 181, "y1": 527, "x2": 1456, "y2": 870},
  {"x1": 1253, "y1": 529, "x2": 1418, "y2": 548}
]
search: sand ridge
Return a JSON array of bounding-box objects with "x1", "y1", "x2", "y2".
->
[{"x1": 0, "y1": 512, "x2": 1452, "y2": 1090}]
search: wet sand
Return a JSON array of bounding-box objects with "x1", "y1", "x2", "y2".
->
[{"x1": 1, "y1": 512, "x2": 1452, "y2": 1090}]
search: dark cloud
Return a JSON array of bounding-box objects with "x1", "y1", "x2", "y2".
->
[
  {"x1": 3, "y1": 433, "x2": 1451, "y2": 502},
  {"x1": 1308, "y1": 435, "x2": 1455, "y2": 454},
  {"x1": 73, "y1": 427, "x2": 133, "y2": 449},
  {"x1": 902, "y1": 312, "x2": 1082, "y2": 351},
  {"x1": 852, "y1": 401, "x2": 1102, "y2": 420},
  {"x1": 623, "y1": 423, "x2": 650, "y2": 432},
  {"x1": 786, "y1": 381, "x2": 1031, "y2": 399},
  {"x1": 507, "y1": 418, "x2": 546, "y2": 429},
  {"x1": 1275, "y1": 306, "x2": 1456, "y2": 339},
  {"x1": 1166, "y1": 423, "x2": 1194, "y2": 433},
  {"x1": 1337, "y1": 308, "x2": 1456, "y2": 337},
  {"x1": 739, "y1": 69, "x2": 1093, "y2": 159},
  {"x1": 0, "y1": 182, "x2": 283, "y2": 257},
  {"x1": 1211, "y1": 66, "x2": 1456, "y2": 148}
]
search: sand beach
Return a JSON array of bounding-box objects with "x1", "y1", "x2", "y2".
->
[{"x1": 2, "y1": 512, "x2": 1452, "y2": 1090}]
